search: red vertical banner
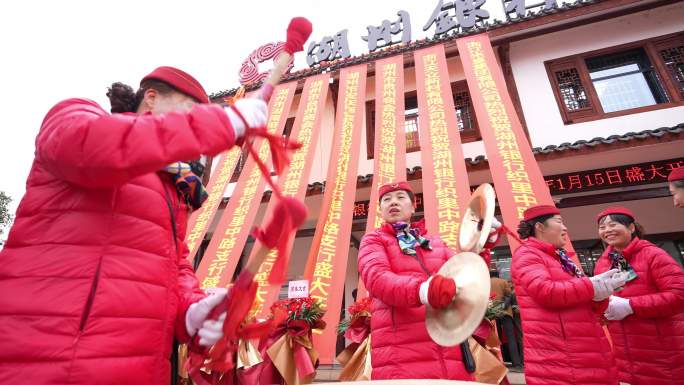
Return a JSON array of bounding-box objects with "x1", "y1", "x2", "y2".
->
[
  {"x1": 184, "y1": 148, "x2": 242, "y2": 259},
  {"x1": 456, "y1": 34, "x2": 574, "y2": 253},
  {"x1": 249, "y1": 73, "x2": 331, "y2": 318},
  {"x1": 357, "y1": 55, "x2": 407, "y2": 299},
  {"x1": 414, "y1": 44, "x2": 472, "y2": 250},
  {"x1": 195, "y1": 82, "x2": 297, "y2": 289},
  {"x1": 303, "y1": 65, "x2": 367, "y2": 364}
]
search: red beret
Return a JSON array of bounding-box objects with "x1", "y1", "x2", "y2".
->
[
  {"x1": 378, "y1": 181, "x2": 413, "y2": 201},
  {"x1": 141, "y1": 66, "x2": 209, "y2": 104},
  {"x1": 597, "y1": 206, "x2": 635, "y2": 222},
  {"x1": 522, "y1": 205, "x2": 560, "y2": 222},
  {"x1": 668, "y1": 167, "x2": 684, "y2": 182}
]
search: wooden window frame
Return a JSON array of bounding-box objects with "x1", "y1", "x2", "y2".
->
[
  {"x1": 545, "y1": 31, "x2": 684, "y2": 125},
  {"x1": 365, "y1": 83, "x2": 481, "y2": 159}
]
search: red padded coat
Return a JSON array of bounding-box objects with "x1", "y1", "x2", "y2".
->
[
  {"x1": 512, "y1": 237, "x2": 618, "y2": 385},
  {"x1": 0, "y1": 98, "x2": 239, "y2": 385},
  {"x1": 594, "y1": 237, "x2": 684, "y2": 385},
  {"x1": 357, "y1": 220, "x2": 476, "y2": 381}
]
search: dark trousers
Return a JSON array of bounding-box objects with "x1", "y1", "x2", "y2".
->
[{"x1": 501, "y1": 315, "x2": 522, "y2": 367}]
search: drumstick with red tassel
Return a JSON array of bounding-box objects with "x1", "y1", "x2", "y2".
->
[{"x1": 185, "y1": 17, "x2": 313, "y2": 385}]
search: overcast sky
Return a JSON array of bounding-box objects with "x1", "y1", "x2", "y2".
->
[{"x1": 0, "y1": 0, "x2": 509, "y2": 236}]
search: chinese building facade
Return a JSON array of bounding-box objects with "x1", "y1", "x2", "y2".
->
[{"x1": 196, "y1": 0, "x2": 684, "y2": 365}]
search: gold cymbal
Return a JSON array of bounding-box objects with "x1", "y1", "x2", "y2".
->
[
  {"x1": 459, "y1": 183, "x2": 496, "y2": 253},
  {"x1": 426, "y1": 251, "x2": 490, "y2": 347}
]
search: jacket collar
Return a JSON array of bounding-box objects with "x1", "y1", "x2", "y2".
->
[
  {"x1": 606, "y1": 237, "x2": 646, "y2": 259},
  {"x1": 524, "y1": 236, "x2": 558, "y2": 256}
]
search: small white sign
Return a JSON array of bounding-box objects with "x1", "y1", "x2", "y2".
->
[{"x1": 288, "y1": 280, "x2": 309, "y2": 299}]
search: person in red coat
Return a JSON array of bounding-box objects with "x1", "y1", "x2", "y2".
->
[
  {"x1": 0, "y1": 67, "x2": 269, "y2": 385},
  {"x1": 594, "y1": 206, "x2": 684, "y2": 385},
  {"x1": 669, "y1": 167, "x2": 684, "y2": 208},
  {"x1": 357, "y1": 181, "x2": 477, "y2": 381},
  {"x1": 511, "y1": 204, "x2": 624, "y2": 385}
]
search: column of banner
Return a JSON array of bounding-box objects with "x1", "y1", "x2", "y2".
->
[
  {"x1": 456, "y1": 34, "x2": 575, "y2": 253},
  {"x1": 184, "y1": 149, "x2": 242, "y2": 260},
  {"x1": 195, "y1": 83, "x2": 297, "y2": 289},
  {"x1": 249, "y1": 74, "x2": 331, "y2": 318},
  {"x1": 357, "y1": 55, "x2": 407, "y2": 299},
  {"x1": 414, "y1": 44, "x2": 472, "y2": 249},
  {"x1": 303, "y1": 65, "x2": 367, "y2": 364}
]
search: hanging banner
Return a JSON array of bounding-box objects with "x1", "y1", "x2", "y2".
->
[
  {"x1": 357, "y1": 54, "x2": 407, "y2": 299},
  {"x1": 249, "y1": 73, "x2": 331, "y2": 318},
  {"x1": 195, "y1": 83, "x2": 297, "y2": 289},
  {"x1": 303, "y1": 65, "x2": 367, "y2": 364},
  {"x1": 456, "y1": 33, "x2": 574, "y2": 253},
  {"x1": 414, "y1": 44, "x2": 472, "y2": 250},
  {"x1": 185, "y1": 92, "x2": 259, "y2": 260},
  {"x1": 184, "y1": 148, "x2": 242, "y2": 259}
]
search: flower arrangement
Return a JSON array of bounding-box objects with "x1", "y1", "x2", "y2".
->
[
  {"x1": 338, "y1": 297, "x2": 372, "y2": 335},
  {"x1": 270, "y1": 296, "x2": 326, "y2": 329},
  {"x1": 484, "y1": 293, "x2": 519, "y2": 321}
]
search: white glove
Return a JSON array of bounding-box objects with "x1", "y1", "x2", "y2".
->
[
  {"x1": 224, "y1": 98, "x2": 268, "y2": 140},
  {"x1": 487, "y1": 218, "x2": 502, "y2": 244},
  {"x1": 589, "y1": 269, "x2": 619, "y2": 301},
  {"x1": 607, "y1": 271, "x2": 629, "y2": 291},
  {"x1": 604, "y1": 295, "x2": 633, "y2": 321},
  {"x1": 419, "y1": 276, "x2": 433, "y2": 306},
  {"x1": 198, "y1": 312, "x2": 227, "y2": 347},
  {"x1": 185, "y1": 288, "x2": 227, "y2": 344}
]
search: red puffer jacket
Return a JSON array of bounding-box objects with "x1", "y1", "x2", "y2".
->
[
  {"x1": 0, "y1": 98, "x2": 238, "y2": 385},
  {"x1": 512, "y1": 237, "x2": 618, "y2": 385},
  {"x1": 358, "y1": 220, "x2": 476, "y2": 381},
  {"x1": 594, "y1": 237, "x2": 684, "y2": 385}
]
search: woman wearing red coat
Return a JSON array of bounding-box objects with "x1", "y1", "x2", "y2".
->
[
  {"x1": 0, "y1": 67, "x2": 269, "y2": 385},
  {"x1": 669, "y1": 167, "x2": 684, "y2": 208},
  {"x1": 511, "y1": 205, "x2": 624, "y2": 385},
  {"x1": 594, "y1": 206, "x2": 684, "y2": 385},
  {"x1": 357, "y1": 181, "x2": 476, "y2": 381}
]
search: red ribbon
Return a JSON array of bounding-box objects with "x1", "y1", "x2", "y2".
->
[
  {"x1": 186, "y1": 271, "x2": 272, "y2": 385},
  {"x1": 285, "y1": 319, "x2": 316, "y2": 379}
]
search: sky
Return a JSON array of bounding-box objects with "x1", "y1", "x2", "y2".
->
[{"x1": 0, "y1": 0, "x2": 509, "y2": 237}]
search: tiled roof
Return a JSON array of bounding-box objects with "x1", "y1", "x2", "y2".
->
[{"x1": 210, "y1": 0, "x2": 606, "y2": 99}]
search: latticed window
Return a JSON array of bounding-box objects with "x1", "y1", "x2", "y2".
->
[
  {"x1": 453, "y1": 88, "x2": 477, "y2": 132},
  {"x1": 404, "y1": 97, "x2": 421, "y2": 152},
  {"x1": 404, "y1": 114, "x2": 420, "y2": 152},
  {"x1": 554, "y1": 68, "x2": 590, "y2": 111},
  {"x1": 585, "y1": 48, "x2": 669, "y2": 113},
  {"x1": 365, "y1": 85, "x2": 480, "y2": 158},
  {"x1": 546, "y1": 32, "x2": 684, "y2": 124},
  {"x1": 658, "y1": 42, "x2": 684, "y2": 98}
]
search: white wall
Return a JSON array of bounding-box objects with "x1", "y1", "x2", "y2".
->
[{"x1": 510, "y1": 2, "x2": 684, "y2": 149}]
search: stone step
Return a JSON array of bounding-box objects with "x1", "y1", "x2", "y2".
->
[{"x1": 313, "y1": 365, "x2": 526, "y2": 384}]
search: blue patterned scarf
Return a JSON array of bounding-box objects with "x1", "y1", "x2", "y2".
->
[
  {"x1": 392, "y1": 222, "x2": 431, "y2": 256},
  {"x1": 163, "y1": 162, "x2": 208, "y2": 210},
  {"x1": 556, "y1": 249, "x2": 585, "y2": 277},
  {"x1": 609, "y1": 251, "x2": 638, "y2": 282}
]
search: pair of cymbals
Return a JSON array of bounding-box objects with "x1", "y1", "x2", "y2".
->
[
  {"x1": 425, "y1": 251, "x2": 490, "y2": 347},
  {"x1": 426, "y1": 184, "x2": 496, "y2": 347}
]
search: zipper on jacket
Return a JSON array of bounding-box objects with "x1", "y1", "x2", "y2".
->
[
  {"x1": 620, "y1": 322, "x2": 637, "y2": 384},
  {"x1": 79, "y1": 256, "x2": 103, "y2": 331},
  {"x1": 557, "y1": 314, "x2": 567, "y2": 339}
]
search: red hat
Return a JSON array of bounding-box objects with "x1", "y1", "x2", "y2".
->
[
  {"x1": 141, "y1": 66, "x2": 209, "y2": 104},
  {"x1": 522, "y1": 205, "x2": 560, "y2": 222},
  {"x1": 596, "y1": 206, "x2": 635, "y2": 222},
  {"x1": 378, "y1": 181, "x2": 413, "y2": 201},
  {"x1": 668, "y1": 167, "x2": 684, "y2": 182}
]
